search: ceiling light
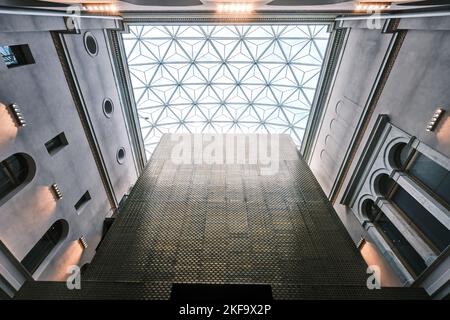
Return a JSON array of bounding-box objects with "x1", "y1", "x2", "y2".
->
[
  {"x1": 83, "y1": 3, "x2": 120, "y2": 14},
  {"x1": 355, "y1": 2, "x2": 392, "y2": 12},
  {"x1": 217, "y1": 2, "x2": 253, "y2": 14}
]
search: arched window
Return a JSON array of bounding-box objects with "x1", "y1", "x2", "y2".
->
[
  {"x1": 362, "y1": 199, "x2": 426, "y2": 277},
  {"x1": 0, "y1": 153, "x2": 35, "y2": 204},
  {"x1": 21, "y1": 219, "x2": 68, "y2": 275},
  {"x1": 392, "y1": 143, "x2": 450, "y2": 207},
  {"x1": 378, "y1": 173, "x2": 450, "y2": 253}
]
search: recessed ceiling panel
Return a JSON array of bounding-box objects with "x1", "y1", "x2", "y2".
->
[{"x1": 122, "y1": 24, "x2": 330, "y2": 159}]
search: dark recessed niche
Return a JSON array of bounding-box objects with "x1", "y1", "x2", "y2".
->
[
  {"x1": 103, "y1": 99, "x2": 114, "y2": 118},
  {"x1": 45, "y1": 132, "x2": 68, "y2": 156},
  {"x1": 84, "y1": 32, "x2": 98, "y2": 57},
  {"x1": 0, "y1": 44, "x2": 35, "y2": 68},
  {"x1": 21, "y1": 219, "x2": 69, "y2": 275},
  {"x1": 117, "y1": 147, "x2": 126, "y2": 164},
  {"x1": 75, "y1": 191, "x2": 91, "y2": 212}
]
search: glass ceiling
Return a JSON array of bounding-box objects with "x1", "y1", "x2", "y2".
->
[{"x1": 122, "y1": 24, "x2": 330, "y2": 159}]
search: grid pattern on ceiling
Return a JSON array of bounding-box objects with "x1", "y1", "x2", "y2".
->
[{"x1": 122, "y1": 25, "x2": 330, "y2": 159}]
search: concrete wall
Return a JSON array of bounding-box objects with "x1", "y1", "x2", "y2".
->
[
  {"x1": 0, "y1": 13, "x2": 138, "y2": 295},
  {"x1": 308, "y1": 16, "x2": 450, "y2": 296},
  {"x1": 62, "y1": 29, "x2": 138, "y2": 203}
]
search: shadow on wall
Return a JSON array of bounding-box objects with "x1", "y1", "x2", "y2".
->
[{"x1": 0, "y1": 102, "x2": 18, "y2": 145}]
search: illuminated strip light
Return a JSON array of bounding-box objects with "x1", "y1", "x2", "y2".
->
[
  {"x1": 217, "y1": 3, "x2": 253, "y2": 13},
  {"x1": 51, "y1": 183, "x2": 63, "y2": 200},
  {"x1": 426, "y1": 108, "x2": 445, "y2": 132},
  {"x1": 9, "y1": 103, "x2": 26, "y2": 127},
  {"x1": 355, "y1": 2, "x2": 391, "y2": 11},
  {"x1": 79, "y1": 236, "x2": 88, "y2": 249},
  {"x1": 82, "y1": 3, "x2": 119, "y2": 13}
]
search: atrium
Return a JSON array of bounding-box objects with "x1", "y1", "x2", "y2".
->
[{"x1": 0, "y1": 0, "x2": 449, "y2": 305}]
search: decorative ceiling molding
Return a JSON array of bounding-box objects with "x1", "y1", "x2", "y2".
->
[{"x1": 121, "y1": 12, "x2": 338, "y2": 23}]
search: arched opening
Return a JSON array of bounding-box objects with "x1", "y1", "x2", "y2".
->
[
  {"x1": 376, "y1": 173, "x2": 395, "y2": 198},
  {"x1": 84, "y1": 32, "x2": 98, "y2": 57},
  {"x1": 389, "y1": 143, "x2": 450, "y2": 208},
  {"x1": 362, "y1": 199, "x2": 426, "y2": 277},
  {"x1": 21, "y1": 219, "x2": 69, "y2": 275},
  {"x1": 390, "y1": 142, "x2": 414, "y2": 170},
  {"x1": 0, "y1": 153, "x2": 35, "y2": 205},
  {"x1": 376, "y1": 174, "x2": 450, "y2": 253}
]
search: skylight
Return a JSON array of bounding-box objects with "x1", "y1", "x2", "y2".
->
[{"x1": 122, "y1": 24, "x2": 330, "y2": 159}]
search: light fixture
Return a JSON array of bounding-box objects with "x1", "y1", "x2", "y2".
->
[
  {"x1": 217, "y1": 2, "x2": 253, "y2": 14},
  {"x1": 51, "y1": 183, "x2": 63, "y2": 200},
  {"x1": 426, "y1": 107, "x2": 445, "y2": 132},
  {"x1": 79, "y1": 236, "x2": 88, "y2": 249},
  {"x1": 9, "y1": 103, "x2": 26, "y2": 127},
  {"x1": 83, "y1": 3, "x2": 119, "y2": 14},
  {"x1": 355, "y1": 2, "x2": 392, "y2": 11}
]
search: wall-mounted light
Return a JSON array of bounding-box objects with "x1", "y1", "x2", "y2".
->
[
  {"x1": 82, "y1": 3, "x2": 119, "y2": 14},
  {"x1": 426, "y1": 108, "x2": 445, "y2": 132},
  {"x1": 217, "y1": 3, "x2": 253, "y2": 14},
  {"x1": 355, "y1": 2, "x2": 392, "y2": 11},
  {"x1": 51, "y1": 183, "x2": 63, "y2": 200},
  {"x1": 9, "y1": 103, "x2": 26, "y2": 127},
  {"x1": 79, "y1": 236, "x2": 88, "y2": 249}
]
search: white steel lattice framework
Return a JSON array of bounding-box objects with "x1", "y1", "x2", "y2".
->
[{"x1": 122, "y1": 24, "x2": 330, "y2": 158}]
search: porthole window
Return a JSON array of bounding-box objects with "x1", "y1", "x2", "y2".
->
[
  {"x1": 0, "y1": 153, "x2": 36, "y2": 205},
  {"x1": 84, "y1": 32, "x2": 98, "y2": 57},
  {"x1": 102, "y1": 98, "x2": 114, "y2": 118},
  {"x1": 117, "y1": 147, "x2": 126, "y2": 164}
]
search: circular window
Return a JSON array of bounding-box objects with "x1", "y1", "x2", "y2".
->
[
  {"x1": 103, "y1": 99, "x2": 114, "y2": 118},
  {"x1": 84, "y1": 32, "x2": 98, "y2": 57},
  {"x1": 116, "y1": 147, "x2": 126, "y2": 164}
]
